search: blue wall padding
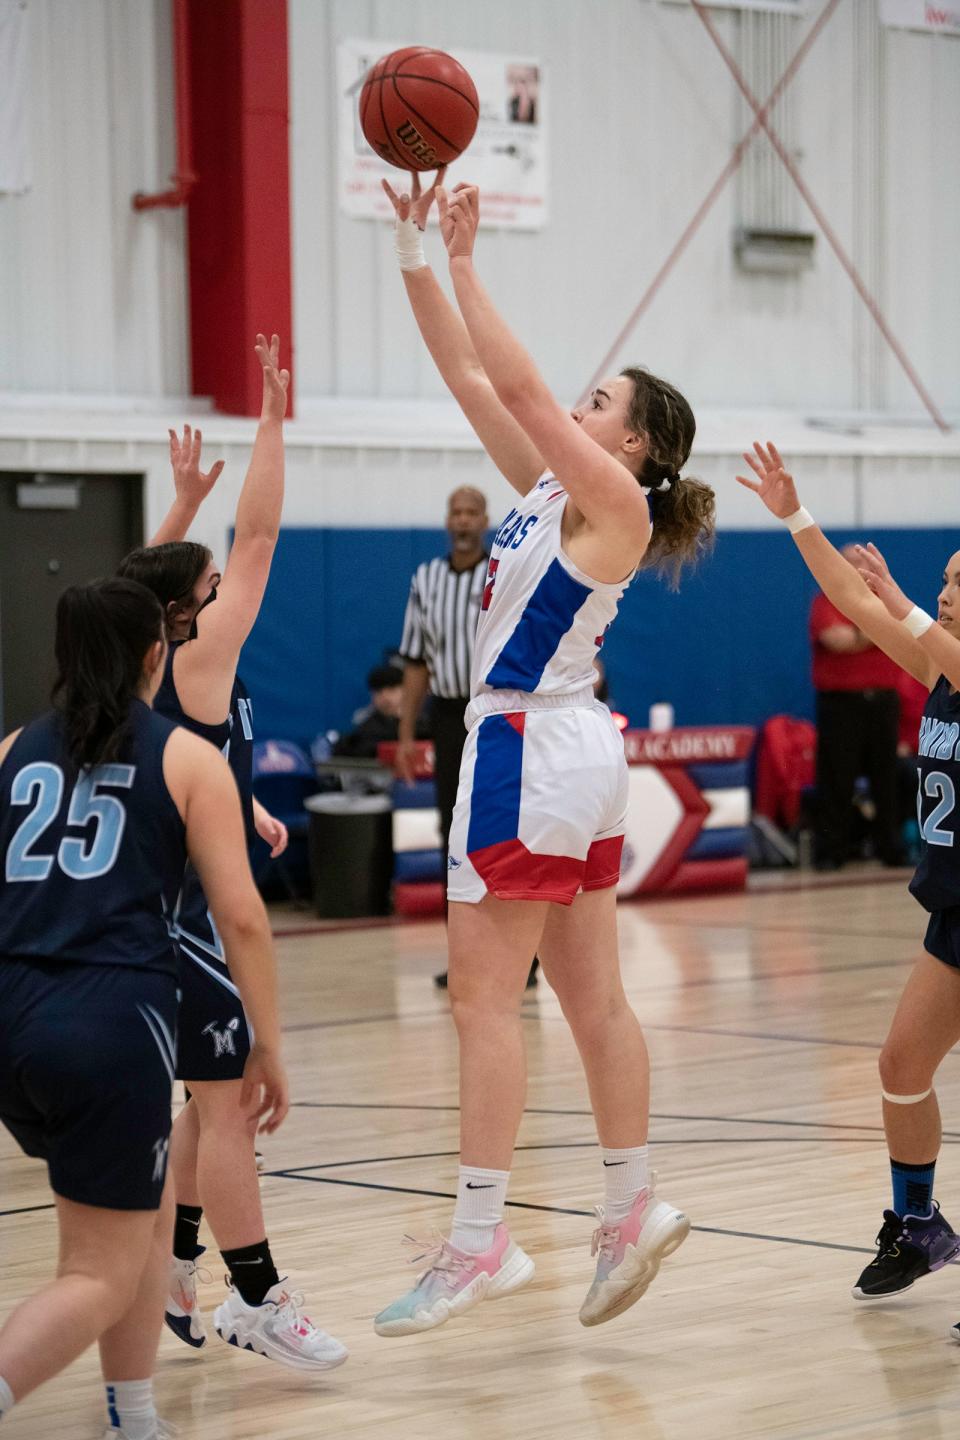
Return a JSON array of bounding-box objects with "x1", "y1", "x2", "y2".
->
[
  {"x1": 394, "y1": 849, "x2": 446, "y2": 883},
  {"x1": 239, "y1": 527, "x2": 956, "y2": 745},
  {"x1": 688, "y1": 760, "x2": 751, "y2": 790},
  {"x1": 391, "y1": 779, "x2": 437, "y2": 810},
  {"x1": 688, "y1": 826, "x2": 751, "y2": 861}
]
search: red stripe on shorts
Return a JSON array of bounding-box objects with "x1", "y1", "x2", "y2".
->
[
  {"x1": 582, "y1": 834, "x2": 624, "y2": 891},
  {"x1": 468, "y1": 837, "x2": 584, "y2": 903}
]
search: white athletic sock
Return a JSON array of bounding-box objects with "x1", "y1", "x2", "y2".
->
[
  {"x1": 104, "y1": 1379, "x2": 156, "y2": 1440},
  {"x1": 0, "y1": 1376, "x2": 15, "y2": 1420},
  {"x1": 449, "y1": 1165, "x2": 510, "y2": 1253},
  {"x1": 602, "y1": 1144, "x2": 651, "y2": 1224}
]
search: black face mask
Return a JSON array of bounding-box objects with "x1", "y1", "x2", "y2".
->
[{"x1": 188, "y1": 583, "x2": 218, "y2": 641}]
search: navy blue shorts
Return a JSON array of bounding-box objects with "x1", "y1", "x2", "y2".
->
[
  {"x1": 924, "y1": 908, "x2": 960, "y2": 971},
  {"x1": 175, "y1": 948, "x2": 251, "y2": 1082},
  {"x1": 0, "y1": 958, "x2": 177, "y2": 1210}
]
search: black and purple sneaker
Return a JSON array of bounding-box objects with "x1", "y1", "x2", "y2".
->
[{"x1": 852, "y1": 1204, "x2": 960, "y2": 1299}]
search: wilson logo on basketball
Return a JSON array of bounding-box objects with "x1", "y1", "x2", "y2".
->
[{"x1": 394, "y1": 120, "x2": 438, "y2": 167}]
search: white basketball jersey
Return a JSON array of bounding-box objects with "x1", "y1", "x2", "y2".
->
[{"x1": 471, "y1": 475, "x2": 632, "y2": 702}]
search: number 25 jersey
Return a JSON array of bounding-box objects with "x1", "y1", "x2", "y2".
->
[
  {"x1": 0, "y1": 702, "x2": 187, "y2": 973},
  {"x1": 910, "y1": 675, "x2": 960, "y2": 913}
]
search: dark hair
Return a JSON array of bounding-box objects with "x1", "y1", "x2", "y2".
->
[
  {"x1": 52, "y1": 578, "x2": 165, "y2": 771},
  {"x1": 620, "y1": 367, "x2": 716, "y2": 589},
  {"x1": 367, "y1": 663, "x2": 403, "y2": 692},
  {"x1": 117, "y1": 541, "x2": 213, "y2": 637}
]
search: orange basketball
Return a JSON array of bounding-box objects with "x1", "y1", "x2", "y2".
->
[{"x1": 359, "y1": 47, "x2": 479, "y2": 172}]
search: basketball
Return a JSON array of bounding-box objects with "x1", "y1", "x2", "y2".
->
[{"x1": 359, "y1": 47, "x2": 479, "y2": 172}]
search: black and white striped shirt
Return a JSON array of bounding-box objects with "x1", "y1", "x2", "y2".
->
[{"x1": 399, "y1": 553, "x2": 489, "y2": 699}]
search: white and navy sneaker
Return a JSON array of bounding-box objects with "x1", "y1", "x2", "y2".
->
[
  {"x1": 214, "y1": 1280, "x2": 348, "y2": 1372},
  {"x1": 164, "y1": 1248, "x2": 209, "y2": 1348}
]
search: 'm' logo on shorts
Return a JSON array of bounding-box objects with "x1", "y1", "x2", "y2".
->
[
  {"x1": 202, "y1": 1016, "x2": 240, "y2": 1058},
  {"x1": 152, "y1": 1137, "x2": 169, "y2": 1184}
]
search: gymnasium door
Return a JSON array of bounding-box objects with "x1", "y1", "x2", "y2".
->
[{"x1": 0, "y1": 473, "x2": 144, "y2": 733}]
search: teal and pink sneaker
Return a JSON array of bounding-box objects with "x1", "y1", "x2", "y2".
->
[
  {"x1": 374, "y1": 1223, "x2": 535, "y2": 1337},
  {"x1": 579, "y1": 1186, "x2": 691, "y2": 1327}
]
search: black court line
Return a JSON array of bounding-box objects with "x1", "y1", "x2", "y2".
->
[
  {"x1": 646, "y1": 956, "x2": 916, "y2": 989},
  {"x1": 271, "y1": 1171, "x2": 871, "y2": 1255},
  {"x1": 532, "y1": 1013, "x2": 955, "y2": 1059},
  {"x1": 289, "y1": 1100, "x2": 960, "y2": 1139},
  {"x1": 0, "y1": 1202, "x2": 55, "y2": 1218},
  {"x1": 266, "y1": 1132, "x2": 957, "y2": 1181},
  {"x1": 284, "y1": 1009, "x2": 441, "y2": 1035}
]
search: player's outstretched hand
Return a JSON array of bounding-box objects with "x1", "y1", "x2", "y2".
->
[
  {"x1": 256, "y1": 809, "x2": 289, "y2": 858},
  {"x1": 240, "y1": 1044, "x2": 290, "y2": 1134},
  {"x1": 255, "y1": 333, "x2": 290, "y2": 423},
  {"x1": 854, "y1": 542, "x2": 913, "y2": 621},
  {"x1": 168, "y1": 424, "x2": 224, "y2": 507},
  {"x1": 438, "y1": 182, "x2": 480, "y2": 260},
  {"x1": 382, "y1": 166, "x2": 446, "y2": 231},
  {"x1": 736, "y1": 441, "x2": 801, "y2": 520}
]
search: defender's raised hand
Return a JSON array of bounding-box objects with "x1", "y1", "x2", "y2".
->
[
  {"x1": 736, "y1": 441, "x2": 801, "y2": 521},
  {"x1": 854, "y1": 542, "x2": 913, "y2": 621},
  {"x1": 438, "y1": 182, "x2": 480, "y2": 260},
  {"x1": 255, "y1": 332, "x2": 290, "y2": 423},
  {"x1": 168, "y1": 423, "x2": 225, "y2": 508}
]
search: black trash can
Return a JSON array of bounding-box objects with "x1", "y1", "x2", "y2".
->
[{"x1": 305, "y1": 794, "x2": 393, "y2": 918}]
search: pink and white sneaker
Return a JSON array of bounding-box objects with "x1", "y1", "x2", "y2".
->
[
  {"x1": 579, "y1": 1186, "x2": 690, "y2": 1327},
  {"x1": 374, "y1": 1223, "x2": 535, "y2": 1337},
  {"x1": 214, "y1": 1281, "x2": 348, "y2": 1372}
]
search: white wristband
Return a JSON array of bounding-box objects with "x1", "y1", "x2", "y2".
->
[
  {"x1": 903, "y1": 605, "x2": 934, "y2": 638},
  {"x1": 394, "y1": 214, "x2": 426, "y2": 272},
  {"x1": 784, "y1": 506, "x2": 815, "y2": 534}
]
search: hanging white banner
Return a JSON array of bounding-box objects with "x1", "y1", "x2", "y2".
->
[
  {"x1": 337, "y1": 39, "x2": 547, "y2": 231},
  {"x1": 0, "y1": 0, "x2": 30, "y2": 195},
  {"x1": 880, "y1": 0, "x2": 960, "y2": 32}
]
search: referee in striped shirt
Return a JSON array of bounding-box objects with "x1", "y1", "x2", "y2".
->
[{"x1": 396, "y1": 487, "x2": 540, "y2": 989}]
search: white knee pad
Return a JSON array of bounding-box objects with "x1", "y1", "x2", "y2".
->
[{"x1": 881, "y1": 1087, "x2": 933, "y2": 1104}]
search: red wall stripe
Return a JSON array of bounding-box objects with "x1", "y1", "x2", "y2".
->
[{"x1": 186, "y1": 0, "x2": 293, "y2": 416}]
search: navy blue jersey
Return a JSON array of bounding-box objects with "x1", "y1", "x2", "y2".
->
[
  {"x1": 0, "y1": 703, "x2": 186, "y2": 974},
  {"x1": 153, "y1": 641, "x2": 255, "y2": 974},
  {"x1": 910, "y1": 676, "x2": 960, "y2": 913},
  {"x1": 153, "y1": 642, "x2": 255, "y2": 846}
]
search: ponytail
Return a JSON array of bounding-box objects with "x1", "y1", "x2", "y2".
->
[
  {"x1": 620, "y1": 366, "x2": 716, "y2": 590},
  {"x1": 52, "y1": 579, "x2": 165, "y2": 771}
]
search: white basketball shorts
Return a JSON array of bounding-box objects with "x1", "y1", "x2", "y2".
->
[{"x1": 446, "y1": 701, "x2": 628, "y2": 905}]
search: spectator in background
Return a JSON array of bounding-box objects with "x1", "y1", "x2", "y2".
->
[
  {"x1": 333, "y1": 663, "x2": 405, "y2": 759},
  {"x1": 810, "y1": 547, "x2": 905, "y2": 871},
  {"x1": 396, "y1": 485, "x2": 537, "y2": 990}
]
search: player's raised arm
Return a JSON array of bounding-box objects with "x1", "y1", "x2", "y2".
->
[
  {"x1": 149, "y1": 425, "x2": 225, "y2": 546},
  {"x1": 383, "y1": 170, "x2": 545, "y2": 497},
  {"x1": 737, "y1": 441, "x2": 938, "y2": 689},
  {"x1": 176, "y1": 334, "x2": 288, "y2": 707},
  {"x1": 440, "y1": 184, "x2": 651, "y2": 576},
  {"x1": 855, "y1": 541, "x2": 960, "y2": 694}
]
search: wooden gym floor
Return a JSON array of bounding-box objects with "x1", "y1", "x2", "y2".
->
[{"x1": 4, "y1": 867, "x2": 960, "y2": 1440}]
